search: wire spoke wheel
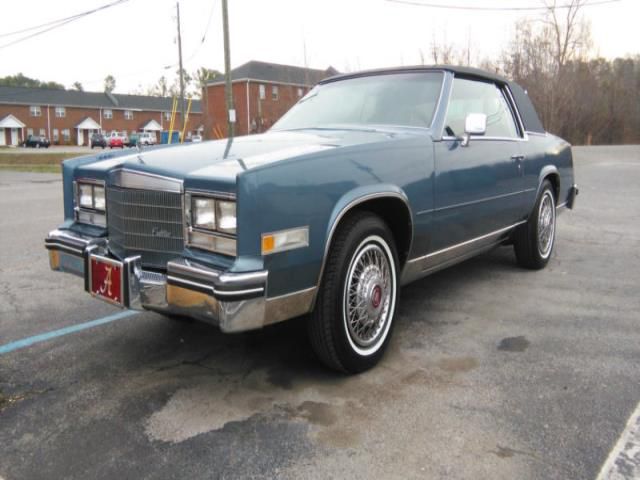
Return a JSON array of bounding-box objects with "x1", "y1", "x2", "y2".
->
[
  {"x1": 343, "y1": 238, "x2": 395, "y2": 354},
  {"x1": 537, "y1": 190, "x2": 555, "y2": 258},
  {"x1": 308, "y1": 212, "x2": 399, "y2": 373}
]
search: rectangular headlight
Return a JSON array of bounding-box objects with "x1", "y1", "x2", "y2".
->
[
  {"x1": 77, "y1": 181, "x2": 106, "y2": 212},
  {"x1": 192, "y1": 197, "x2": 216, "y2": 230},
  {"x1": 93, "y1": 186, "x2": 105, "y2": 211},
  {"x1": 75, "y1": 180, "x2": 106, "y2": 227},
  {"x1": 187, "y1": 193, "x2": 237, "y2": 256},
  {"x1": 216, "y1": 200, "x2": 237, "y2": 234},
  {"x1": 78, "y1": 183, "x2": 94, "y2": 208}
]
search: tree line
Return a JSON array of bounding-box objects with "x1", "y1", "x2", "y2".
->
[{"x1": 430, "y1": 0, "x2": 640, "y2": 145}]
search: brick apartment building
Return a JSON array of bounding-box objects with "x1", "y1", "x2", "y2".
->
[
  {"x1": 203, "y1": 60, "x2": 338, "y2": 138},
  {"x1": 0, "y1": 86, "x2": 203, "y2": 146}
]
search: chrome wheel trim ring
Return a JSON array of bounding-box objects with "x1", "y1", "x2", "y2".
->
[
  {"x1": 342, "y1": 235, "x2": 397, "y2": 357},
  {"x1": 537, "y1": 190, "x2": 556, "y2": 259}
]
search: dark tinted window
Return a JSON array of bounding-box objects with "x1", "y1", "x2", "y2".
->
[
  {"x1": 445, "y1": 78, "x2": 519, "y2": 138},
  {"x1": 272, "y1": 72, "x2": 444, "y2": 130}
]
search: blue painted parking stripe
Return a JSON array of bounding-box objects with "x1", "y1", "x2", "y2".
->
[{"x1": 0, "y1": 310, "x2": 138, "y2": 355}]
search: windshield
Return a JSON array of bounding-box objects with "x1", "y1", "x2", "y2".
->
[{"x1": 272, "y1": 72, "x2": 443, "y2": 131}]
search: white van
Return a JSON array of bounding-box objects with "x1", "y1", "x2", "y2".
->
[{"x1": 139, "y1": 132, "x2": 157, "y2": 146}]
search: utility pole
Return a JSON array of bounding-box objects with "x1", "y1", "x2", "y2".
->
[
  {"x1": 176, "y1": 1, "x2": 186, "y2": 132},
  {"x1": 221, "y1": 0, "x2": 234, "y2": 138}
]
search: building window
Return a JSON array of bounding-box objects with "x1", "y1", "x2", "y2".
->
[
  {"x1": 164, "y1": 111, "x2": 171, "y2": 121},
  {"x1": 271, "y1": 85, "x2": 279, "y2": 101},
  {"x1": 39, "y1": 128, "x2": 46, "y2": 136},
  {"x1": 55, "y1": 107, "x2": 66, "y2": 118},
  {"x1": 30, "y1": 105, "x2": 41, "y2": 117},
  {"x1": 103, "y1": 109, "x2": 113, "y2": 119},
  {"x1": 124, "y1": 110, "x2": 134, "y2": 120},
  {"x1": 27, "y1": 128, "x2": 34, "y2": 137},
  {"x1": 53, "y1": 129, "x2": 59, "y2": 142},
  {"x1": 62, "y1": 129, "x2": 70, "y2": 141},
  {"x1": 259, "y1": 84, "x2": 266, "y2": 100},
  {"x1": 297, "y1": 88, "x2": 303, "y2": 97}
]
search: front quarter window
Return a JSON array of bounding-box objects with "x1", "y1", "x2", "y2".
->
[{"x1": 272, "y1": 72, "x2": 444, "y2": 131}]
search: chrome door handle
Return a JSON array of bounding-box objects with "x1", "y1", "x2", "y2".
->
[{"x1": 511, "y1": 155, "x2": 525, "y2": 161}]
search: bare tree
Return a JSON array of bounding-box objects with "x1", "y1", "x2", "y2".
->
[
  {"x1": 430, "y1": 34, "x2": 456, "y2": 64},
  {"x1": 103, "y1": 75, "x2": 116, "y2": 94}
]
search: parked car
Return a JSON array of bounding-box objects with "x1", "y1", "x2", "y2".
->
[
  {"x1": 125, "y1": 133, "x2": 138, "y2": 147},
  {"x1": 23, "y1": 135, "x2": 50, "y2": 148},
  {"x1": 90, "y1": 133, "x2": 107, "y2": 149},
  {"x1": 108, "y1": 131, "x2": 124, "y2": 149},
  {"x1": 191, "y1": 135, "x2": 202, "y2": 143},
  {"x1": 138, "y1": 132, "x2": 157, "y2": 146},
  {"x1": 45, "y1": 66, "x2": 577, "y2": 373}
]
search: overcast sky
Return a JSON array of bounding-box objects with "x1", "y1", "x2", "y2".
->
[{"x1": 0, "y1": 0, "x2": 638, "y2": 93}]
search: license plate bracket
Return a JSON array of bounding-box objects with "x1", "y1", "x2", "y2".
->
[{"x1": 89, "y1": 255, "x2": 124, "y2": 306}]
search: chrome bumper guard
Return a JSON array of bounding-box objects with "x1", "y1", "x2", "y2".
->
[{"x1": 45, "y1": 229, "x2": 314, "y2": 332}]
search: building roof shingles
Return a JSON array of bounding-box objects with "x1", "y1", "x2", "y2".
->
[
  {"x1": 0, "y1": 85, "x2": 202, "y2": 113},
  {"x1": 208, "y1": 60, "x2": 339, "y2": 87}
]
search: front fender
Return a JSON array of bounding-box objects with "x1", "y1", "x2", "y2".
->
[
  {"x1": 325, "y1": 184, "x2": 412, "y2": 249},
  {"x1": 311, "y1": 184, "x2": 413, "y2": 307}
]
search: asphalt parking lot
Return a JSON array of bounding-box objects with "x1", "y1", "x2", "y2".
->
[{"x1": 1, "y1": 145, "x2": 639, "y2": 479}]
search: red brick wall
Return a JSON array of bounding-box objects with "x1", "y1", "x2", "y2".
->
[
  {"x1": 0, "y1": 104, "x2": 203, "y2": 145},
  {"x1": 204, "y1": 81, "x2": 310, "y2": 139}
]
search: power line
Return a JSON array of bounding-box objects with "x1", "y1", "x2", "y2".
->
[
  {"x1": 0, "y1": 0, "x2": 128, "y2": 38},
  {"x1": 163, "y1": 0, "x2": 218, "y2": 70},
  {"x1": 385, "y1": 0, "x2": 622, "y2": 11},
  {"x1": 0, "y1": 0, "x2": 130, "y2": 50}
]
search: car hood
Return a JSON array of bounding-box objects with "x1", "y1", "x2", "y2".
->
[{"x1": 75, "y1": 128, "x2": 413, "y2": 181}]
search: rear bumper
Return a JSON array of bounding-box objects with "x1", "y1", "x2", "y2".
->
[
  {"x1": 567, "y1": 184, "x2": 579, "y2": 209},
  {"x1": 45, "y1": 229, "x2": 315, "y2": 332},
  {"x1": 557, "y1": 184, "x2": 579, "y2": 211}
]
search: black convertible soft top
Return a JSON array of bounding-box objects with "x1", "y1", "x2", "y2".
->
[{"x1": 321, "y1": 65, "x2": 546, "y2": 134}]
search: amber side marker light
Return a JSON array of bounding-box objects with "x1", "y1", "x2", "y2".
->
[{"x1": 261, "y1": 227, "x2": 309, "y2": 256}]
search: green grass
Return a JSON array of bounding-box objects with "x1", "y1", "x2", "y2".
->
[
  {"x1": 0, "y1": 164, "x2": 61, "y2": 173},
  {"x1": 0, "y1": 152, "x2": 80, "y2": 165}
]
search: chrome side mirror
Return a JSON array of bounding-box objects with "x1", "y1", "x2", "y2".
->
[{"x1": 461, "y1": 113, "x2": 487, "y2": 147}]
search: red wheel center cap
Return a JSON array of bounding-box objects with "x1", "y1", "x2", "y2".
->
[{"x1": 371, "y1": 285, "x2": 382, "y2": 308}]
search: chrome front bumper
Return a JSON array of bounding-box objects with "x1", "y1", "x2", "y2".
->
[{"x1": 45, "y1": 229, "x2": 315, "y2": 332}]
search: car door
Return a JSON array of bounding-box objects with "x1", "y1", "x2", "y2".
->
[{"x1": 431, "y1": 76, "x2": 525, "y2": 252}]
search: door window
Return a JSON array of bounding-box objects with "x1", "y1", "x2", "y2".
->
[{"x1": 445, "y1": 78, "x2": 519, "y2": 138}]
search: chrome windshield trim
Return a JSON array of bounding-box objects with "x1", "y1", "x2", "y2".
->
[
  {"x1": 429, "y1": 71, "x2": 448, "y2": 131},
  {"x1": 111, "y1": 168, "x2": 183, "y2": 193}
]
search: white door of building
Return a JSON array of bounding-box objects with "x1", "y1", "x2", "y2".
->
[
  {"x1": 0, "y1": 128, "x2": 5, "y2": 146},
  {"x1": 10, "y1": 128, "x2": 18, "y2": 145},
  {"x1": 77, "y1": 129, "x2": 83, "y2": 146}
]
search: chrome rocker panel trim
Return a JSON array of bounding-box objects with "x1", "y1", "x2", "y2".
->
[
  {"x1": 45, "y1": 228, "x2": 315, "y2": 333},
  {"x1": 401, "y1": 221, "x2": 526, "y2": 285}
]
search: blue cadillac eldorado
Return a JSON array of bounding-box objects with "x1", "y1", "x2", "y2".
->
[{"x1": 45, "y1": 66, "x2": 578, "y2": 373}]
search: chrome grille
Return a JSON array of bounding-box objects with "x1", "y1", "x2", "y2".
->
[{"x1": 106, "y1": 186, "x2": 184, "y2": 268}]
